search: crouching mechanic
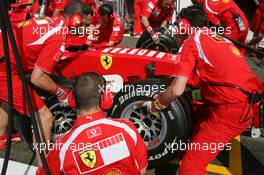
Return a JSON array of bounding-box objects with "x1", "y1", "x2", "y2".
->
[
  {"x1": 248, "y1": 0, "x2": 264, "y2": 47},
  {"x1": 143, "y1": 6, "x2": 263, "y2": 175},
  {"x1": 89, "y1": 4, "x2": 124, "y2": 49},
  {"x1": 140, "y1": 0, "x2": 175, "y2": 44},
  {"x1": 36, "y1": 72, "x2": 148, "y2": 175},
  {"x1": 0, "y1": 0, "x2": 88, "y2": 151},
  {"x1": 192, "y1": 0, "x2": 249, "y2": 44}
]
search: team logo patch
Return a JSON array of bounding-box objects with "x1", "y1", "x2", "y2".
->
[
  {"x1": 223, "y1": 0, "x2": 230, "y2": 3},
  {"x1": 230, "y1": 46, "x2": 241, "y2": 57},
  {"x1": 18, "y1": 21, "x2": 31, "y2": 28},
  {"x1": 103, "y1": 169, "x2": 122, "y2": 175},
  {"x1": 100, "y1": 55, "x2": 113, "y2": 70},
  {"x1": 80, "y1": 150, "x2": 97, "y2": 168},
  {"x1": 211, "y1": 33, "x2": 224, "y2": 42},
  {"x1": 211, "y1": 0, "x2": 218, "y2": 3}
]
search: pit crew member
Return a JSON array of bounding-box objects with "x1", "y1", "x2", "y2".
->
[
  {"x1": 139, "y1": 0, "x2": 175, "y2": 43},
  {"x1": 191, "y1": 0, "x2": 249, "y2": 43},
  {"x1": 52, "y1": 0, "x2": 95, "y2": 17},
  {"x1": 143, "y1": 6, "x2": 263, "y2": 175},
  {"x1": 36, "y1": 72, "x2": 148, "y2": 175},
  {"x1": 89, "y1": 3, "x2": 125, "y2": 49},
  {"x1": 248, "y1": 0, "x2": 264, "y2": 47},
  {"x1": 0, "y1": 0, "x2": 88, "y2": 151}
]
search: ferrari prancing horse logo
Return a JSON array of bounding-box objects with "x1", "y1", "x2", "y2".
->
[
  {"x1": 101, "y1": 55, "x2": 113, "y2": 70},
  {"x1": 80, "y1": 150, "x2": 97, "y2": 168}
]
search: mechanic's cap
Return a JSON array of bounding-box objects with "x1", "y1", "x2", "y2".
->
[{"x1": 98, "y1": 3, "x2": 113, "y2": 17}]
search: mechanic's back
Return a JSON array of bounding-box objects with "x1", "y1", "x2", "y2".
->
[
  {"x1": 36, "y1": 72, "x2": 148, "y2": 175},
  {"x1": 0, "y1": 16, "x2": 66, "y2": 74},
  {"x1": 179, "y1": 29, "x2": 263, "y2": 104}
]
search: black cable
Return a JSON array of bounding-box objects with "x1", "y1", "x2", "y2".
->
[
  {"x1": 0, "y1": 1, "x2": 51, "y2": 175},
  {"x1": 0, "y1": 4, "x2": 14, "y2": 175}
]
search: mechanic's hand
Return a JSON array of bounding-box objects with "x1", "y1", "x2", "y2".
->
[
  {"x1": 147, "y1": 26, "x2": 160, "y2": 44},
  {"x1": 54, "y1": 86, "x2": 75, "y2": 108},
  {"x1": 140, "y1": 101, "x2": 161, "y2": 119}
]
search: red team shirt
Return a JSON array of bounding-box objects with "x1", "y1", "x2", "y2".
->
[
  {"x1": 251, "y1": 0, "x2": 264, "y2": 35},
  {"x1": 141, "y1": 0, "x2": 174, "y2": 28},
  {"x1": 96, "y1": 12, "x2": 125, "y2": 45},
  {"x1": 37, "y1": 112, "x2": 148, "y2": 175},
  {"x1": 175, "y1": 28, "x2": 263, "y2": 104},
  {"x1": 201, "y1": 0, "x2": 248, "y2": 41},
  {"x1": 0, "y1": 17, "x2": 66, "y2": 114}
]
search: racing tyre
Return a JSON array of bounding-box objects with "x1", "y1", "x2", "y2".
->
[
  {"x1": 111, "y1": 79, "x2": 193, "y2": 168},
  {"x1": 45, "y1": 97, "x2": 77, "y2": 140},
  {"x1": 136, "y1": 27, "x2": 180, "y2": 54}
]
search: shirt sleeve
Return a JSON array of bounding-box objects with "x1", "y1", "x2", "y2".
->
[
  {"x1": 109, "y1": 18, "x2": 124, "y2": 43},
  {"x1": 203, "y1": 3, "x2": 221, "y2": 25},
  {"x1": 173, "y1": 39, "x2": 196, "y2": 78},
  {"x1": 34, "y1": 34, "x2": 65, "y2": 74},
  {"x1": 165, "y1": 8, "x2": 174, "y2": 21},
  {"x1": 141, "y1": 0, "x2": 156, "y2": 18}
]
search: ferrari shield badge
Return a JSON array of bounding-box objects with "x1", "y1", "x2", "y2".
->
[
  {"x1": 80, "y1": 150, "x2": 97, "y2": 168},
  {"x1": 101, "y1": 55, "x2": 113, "y2": 70}
]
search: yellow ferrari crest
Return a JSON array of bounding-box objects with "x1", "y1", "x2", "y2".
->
[
  {"x1": 100, "y1": 55, "x2": 113, "y2": 70},
  {"x1": 230, "y1": 46, "x2": 241, "y2": 57},
  {"x1": 80, "y1": 150, "x2": 97, "y2": 169}
]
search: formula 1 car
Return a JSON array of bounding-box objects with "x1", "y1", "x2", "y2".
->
[
  {"x1": 13, "y1": 45, "x2": 193, "y2": 168},
  {"x1": 6, "y1": 2, "x2": 192, "y2": 167}
]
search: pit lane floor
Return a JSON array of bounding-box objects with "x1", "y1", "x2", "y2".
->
[{"x1": 0, "y1": 36, "x2": 264, "y2": 175}]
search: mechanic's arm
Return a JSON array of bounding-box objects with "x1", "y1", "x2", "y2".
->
[
  {"x1": 141, "y1": 16, "x2": 160, "y2": 44},
  {"x1": 248, "y1": 33, "x2": 264, "y2": 46},
  {"x1": 158, "y1": 76, "x2": 188, "y2": 105},
  {"x1": 141, "y1": 16, "x2": 151, "y2": 29},
  {"x1": 161, "y1": 20, "x2": 168, "y2": 28},
  {"x1": 31, "y1": 67, "x2": 57, "y2": 94}
]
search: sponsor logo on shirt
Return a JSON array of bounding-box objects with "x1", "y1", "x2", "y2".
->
[
  {"x1": 103, "y1": 168, "x2": 122, "y2": 175},
  {"x1": 73, "y1": 133, "x2": 130, "y2": 174},
  {"x1": 87, "y1": 127, "x2": 102, "y2": 139},
  {"x1": 229, "y1": 45, "x2": 241, "y2": 57},
  {"x1": 211, "y1": 0, "x2": 219, "y2": 3},
  {"x1": 146, "y1": 2, "x2": 155, "y2": 13}
]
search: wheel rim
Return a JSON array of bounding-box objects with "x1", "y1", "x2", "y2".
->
[
  {"x1": 120, "y1": 101, "x2": 167, "y2": 150},
  {"x1": 49, "y1": 103, "x2": 77, "y2": 139}
]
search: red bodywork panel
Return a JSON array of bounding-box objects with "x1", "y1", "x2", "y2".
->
[{"x1": 57, "y1": 47, "x2": 180, "y2": 82}]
